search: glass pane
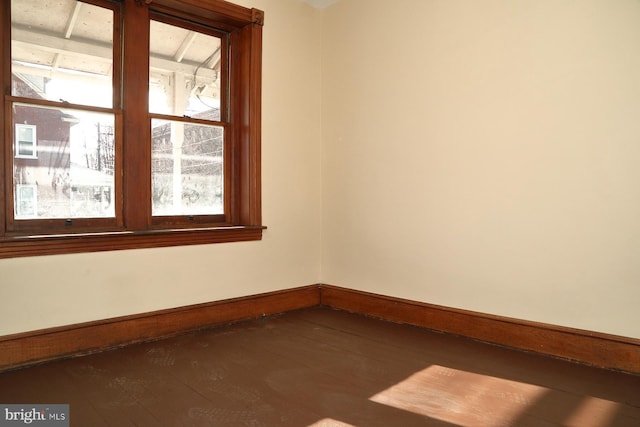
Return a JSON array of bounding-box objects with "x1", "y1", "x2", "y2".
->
[
  {"x1": 149, "y1": 20, "x2": 222, "y2": 120},
  {"x1": 152, "y1": 119, "x2": 224, "y2": 216},
  {"x1": 13, "y1": 104, "x2": 115, "y2": 219},
  {"x1": 11, "y1": 0, "x2": 114, "y2": 108}
]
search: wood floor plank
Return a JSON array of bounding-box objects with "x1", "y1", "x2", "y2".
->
[
  {"x1": 288, "y1": 308, "x2": 640, "y2": 406},
  {"x1": 0, "y1": 307, "x2": 637, "y2": 426}
]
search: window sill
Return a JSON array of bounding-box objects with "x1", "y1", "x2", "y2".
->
[{"x1": 0, "y1": 226, "x2": 265, "y2": 259}]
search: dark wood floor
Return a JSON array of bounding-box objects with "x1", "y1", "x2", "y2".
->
[{"x1": 0, "y1": 307, "x2": 638, "y2": 426}]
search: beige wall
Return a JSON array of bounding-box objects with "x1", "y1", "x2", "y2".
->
[
  {"x1": 3, "y1": 0, "x2": 640, "y2": 341},
  {"x1": 0, "y1": 0, "x2": 323, "y2": 336},
  {"x1": 321, "y1": 0, "x2": 640, "y2": 338}
]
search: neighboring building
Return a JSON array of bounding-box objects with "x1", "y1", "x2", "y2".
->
[{"x1": 11, "y1": 73, "x2": 114, "y2": 218}]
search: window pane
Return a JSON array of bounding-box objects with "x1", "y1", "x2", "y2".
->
[
  {"x1": 11, "y1": 0, "x2": 114, "y2": 108},
  {"x1": 13, "y1": 104, "x2": 115, "y2": 219},
  {"x1": 152, "y1": 119, "x2": 224, "y2": 216},
  {"x1": 149, "y1": 20, "x2": 222, "y2": 120}
]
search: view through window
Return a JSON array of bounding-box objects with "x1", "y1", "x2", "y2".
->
[
  {"x1": 149, "y1": 18, "x2": 226, "y2": 217},
  {"x1": 1, "y1": 0, "x2": 264, "y2": 257},
  {"x1": 10, "y1": 0, "x2": 115, "y2": 220}
]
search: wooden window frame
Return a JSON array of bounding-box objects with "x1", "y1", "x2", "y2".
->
[
  {"x1": 0, "y1": 0, "x2": 264, "y2": 259},
  {"x1": 148, "y1": 13, "x2": 229, "y2": 226}
]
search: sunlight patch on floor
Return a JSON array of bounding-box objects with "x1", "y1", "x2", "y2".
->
[
  {"x1": 307, "y1": 418, "x2": 356, "y2": 427},
  {"x1": 370, "y1": 364, "x2": 547, "y2": 427},
  {"x1": 563, "y1": 396, "x2": 621, "y2": 427},
  {"x1": 370, "y1": 365, "x2": 623, "y2": 427}
]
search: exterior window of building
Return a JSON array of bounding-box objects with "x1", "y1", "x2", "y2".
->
[
  {"x1": 14, "y1": 124, "x2": 36, "y2": 158},
  {"x1": 15, "y1": 185, "x2": 37, "y2": 219},
  {"x1": 1, "y1": 0, "x2": 264, "y2": 258}
]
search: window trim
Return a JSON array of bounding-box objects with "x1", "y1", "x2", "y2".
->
[{"x1": 0, "y1": 0, "x2": 264, "y2": 258}]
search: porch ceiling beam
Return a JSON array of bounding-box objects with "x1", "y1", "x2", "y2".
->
[{"x1": 12, "y1": 25, "x2": 217, "y2": 81}]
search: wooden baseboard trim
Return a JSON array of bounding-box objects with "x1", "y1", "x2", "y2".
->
[
  {"x1": 0, "y1": 285, "x2": 320, "y2": 372},
  {"x1": 319, "y1": 285, "x2": 640, "y2": 375},
  {"x1": 2, "y1": 283, "x2": 638, "y2": 375}
]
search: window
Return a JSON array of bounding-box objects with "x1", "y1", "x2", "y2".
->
[
  {"x1": 149, "y1": 16, "x2": 226, "y2": 221},
  {"x1": 14, "y1": 124, "x2": 36, "y2": 158},
  {"x1": 15, "y1": 185, "x2": 37, "y2": 219},
  {"x1": 0, "y1": 0, "x2": 264, "y2": 258}
]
